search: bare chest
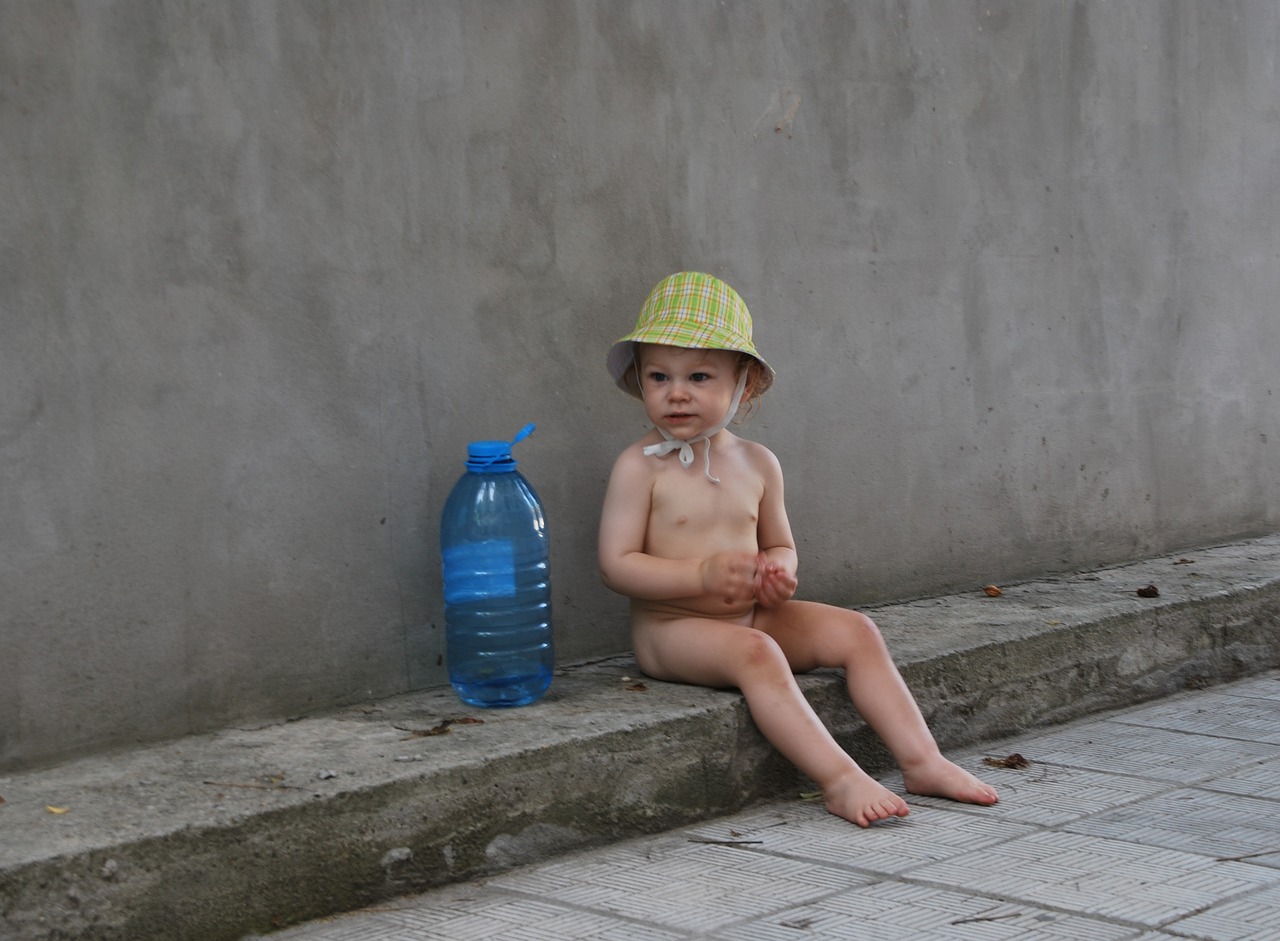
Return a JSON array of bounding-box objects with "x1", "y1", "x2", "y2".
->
[{"x1": 645, "y1": 466, "x2": 763, "y2": 557}]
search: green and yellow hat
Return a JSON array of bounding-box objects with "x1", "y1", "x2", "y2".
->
[{"x1": 607, "y1": 271, "x2": 775, "y2": 398}]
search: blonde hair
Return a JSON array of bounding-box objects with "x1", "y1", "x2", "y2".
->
[{"x1": 734, "y1": 353, "x2": 769, "y2": 419}]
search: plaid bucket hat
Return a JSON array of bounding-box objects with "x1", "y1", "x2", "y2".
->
[{"x1": 607, "y1": 272, "x2": 775, "y2": 398}]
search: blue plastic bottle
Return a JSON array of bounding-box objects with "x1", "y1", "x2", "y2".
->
[{"x1": 439, "y1": 423, "x2": 553, "y2": 707}]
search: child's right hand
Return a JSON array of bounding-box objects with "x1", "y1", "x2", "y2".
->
[{"x1": 699, "y1": 552, "x2": 762, "y2": 608}]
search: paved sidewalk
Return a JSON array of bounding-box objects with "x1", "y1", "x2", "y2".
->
[{"x1": 263, "y1": 670, "x2": 1280, "y2": 941}]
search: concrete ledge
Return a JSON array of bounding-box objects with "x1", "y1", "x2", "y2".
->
[{"x1": 2, "y1": 536, "x2": 1278, "y2": 941}]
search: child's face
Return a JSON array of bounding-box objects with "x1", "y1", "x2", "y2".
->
[{"x1": 636, "y1": 345, "x2": 744, "y2": 440}]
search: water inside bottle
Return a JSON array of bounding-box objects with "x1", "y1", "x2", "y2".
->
[{"x1": 442, "y1": 539, "x2": 516, "y2": 602}]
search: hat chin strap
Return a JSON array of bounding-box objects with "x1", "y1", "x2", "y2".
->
[{"x1": 642, "y1": 370, "x2": 749, "y2": 483}]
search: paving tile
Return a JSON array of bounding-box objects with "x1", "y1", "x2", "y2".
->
[
  {"x1": 1065, "y1": 787, "x2": 1280, "y2": 864},
  {"x1": 267, "y1": 918, "x2": 402, "y2": 941},
  {"x1": 489, "y1": 836, "x2": 869, "y2": 935},
  {"x1": 987, "y1": 719, "x2": 1277, "y2": 784},
  {"x1": 1114, "y1": 689, "x2": 1280, "y2": 745},
  {"x1": 273, "y1": 886, "x2": 695, "y2": 941},
  {"x1": 1164, "y1": 879, "x2": 1280, "y2": 941},
  {"x1": 1222, "y1": 674, "x2": 1280, "y2": 700},
  {"x1": 910, "y1": 830, "x2": 1280, "y2": 926},
  {"x1": 881, "y1": 758, "x2": 1172, "y2": 827},
  {"x1": 710, "y1": 880, "x2": 1139, "y2": 941},
  {"x1": 685, "y1": 797, "x2": 1036, "y2": 876},
  {"x1": 1203, "y1": 755, "x2": 1280, "y2": 801}
]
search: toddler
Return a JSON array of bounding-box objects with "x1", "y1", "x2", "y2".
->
[{"x1": 598, "y1": 272, "x2": 998, "y2": 827}]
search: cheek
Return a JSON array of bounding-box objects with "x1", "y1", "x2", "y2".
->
[{"x1": 640, "y1": 388, "x2": 665, "y2": 414}]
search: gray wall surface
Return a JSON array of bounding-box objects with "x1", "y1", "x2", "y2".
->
[{"x1": 3, "y1": 1, "x2": 1277, "y2": 772}]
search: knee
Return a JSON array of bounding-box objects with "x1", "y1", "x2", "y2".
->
[
  {"x1": 839, "y1": 611, "x2": 886, "y2": 655},
  {"x1": 735, "y1": 629, "x2": 791, "y2": 677}
]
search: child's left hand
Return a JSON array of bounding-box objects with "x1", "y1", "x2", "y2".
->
[{"x1": 754, "y1": 552, "x2": 798, "y2": 609}]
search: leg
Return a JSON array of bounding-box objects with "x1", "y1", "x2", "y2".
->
[
  {"x1": 632, "y1": 613, "x2": 910, "y2": 827},
  {"x1": 756, "y1": 601, "x2": 998, "y2": 806}
]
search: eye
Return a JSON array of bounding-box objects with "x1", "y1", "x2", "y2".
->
[
  {"x1": 690, "y1": 372, "x2": 711, "y2": 382},
  {"x1": 646, "y1": 370, "x2": 668, "y2": 384}
]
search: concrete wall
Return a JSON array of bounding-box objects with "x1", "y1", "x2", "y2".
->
[{"x1": 2, "y1": 0, "x2": 1277, "y2": 772}]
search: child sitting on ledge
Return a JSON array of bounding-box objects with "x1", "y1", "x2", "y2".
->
[{"x1": 597, "y1": 271, "x2": 998, "y2": 827}]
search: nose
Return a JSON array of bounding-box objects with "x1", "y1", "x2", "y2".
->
[{"x1": 667, "y1": 379, "x2": 691, "y2": 402}]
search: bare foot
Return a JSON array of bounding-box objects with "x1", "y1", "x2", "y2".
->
[
  {"x1": 901, "y1": 755, "x2": 999, "y2": 805},
  {"x1": 823, "y1": 769, "x2": 911, "y2": 828}
]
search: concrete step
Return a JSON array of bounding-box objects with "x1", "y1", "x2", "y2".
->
[{"x1": 2, "y1": 535, "x2": 1278, "y2": 941}]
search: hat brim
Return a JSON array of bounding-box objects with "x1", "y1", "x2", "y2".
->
[{"x1": 606, "y1": 339, "x2": 774, "y2": 399}]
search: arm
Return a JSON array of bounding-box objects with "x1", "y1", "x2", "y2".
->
[
  {"x1": 597, "y1": 447, "x2": 704, "y2": 601},
  {"x1": 753, "y1": 446, "x2": 799, "y2": 608}
]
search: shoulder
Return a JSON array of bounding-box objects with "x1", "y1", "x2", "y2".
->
[
  {"x1": 606, "y1": 434, "x2": 662, "y2": 484},
  {"x1": 726, "y1": 433, "x2": 783, "y2": 476},
  {"x1": 600, "y1": 436, "x2": 661, "y2": 530},
  {"x1": 721, "y1": 434, "x2": 785, "y2": 499}
]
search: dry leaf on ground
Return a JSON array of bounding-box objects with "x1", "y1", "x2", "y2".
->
[
  {"x1": 396, "y1": 717, "x2": 484, "y2": 739},
  {"x1": 982, "y1": 753, "x2": 1031, "y2": 770}
]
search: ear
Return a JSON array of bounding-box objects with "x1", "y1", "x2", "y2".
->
[{"x1": 739, "y1": 357, "x2": 761, "y2": 399}]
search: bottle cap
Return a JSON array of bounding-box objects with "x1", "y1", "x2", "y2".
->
[{"x1": 465, "y1": 423, "x2": 535, "y2": 472}]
